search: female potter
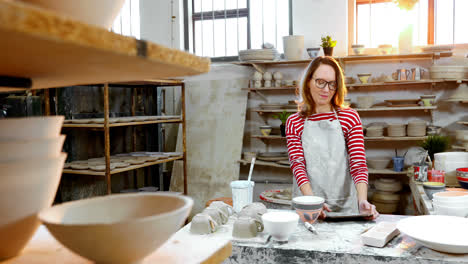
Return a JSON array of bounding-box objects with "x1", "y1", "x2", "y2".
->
[{"x1": 286, "y1": 56, "x2": 379, "y2": 219}]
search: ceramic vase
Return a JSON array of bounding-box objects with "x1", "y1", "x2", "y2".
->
[{"x1": 283, "y1": 35, "x2": 304, "y2": 60}]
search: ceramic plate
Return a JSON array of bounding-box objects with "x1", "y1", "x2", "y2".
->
[
  {"x1": 397, "y1": 215, "x2": 468, "y2": 254},
  {"x1": 260, "y1": 189, "x2": 292, "y2": 205}
]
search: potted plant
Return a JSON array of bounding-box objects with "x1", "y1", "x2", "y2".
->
[
  {"x1": 321, "y1": 35, "x2": 337, "y2": 56},
  {"x1": 273, "y1": 110, "x2": 292, "y2": 137},
  {"x1": 420, "y1": 135, "x2": 450, "y2": 167}
]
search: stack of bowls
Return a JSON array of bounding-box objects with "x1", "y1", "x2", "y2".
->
[
  {"x1": 455, "y1": 130, "x2": 468, "y2": 150},
  {"x1": 366, "y1": 126, "x2": 384, "y2": 137},
  {"x1": 0, "y1": 116, "x2": 66, "y2": 260},
  {"x1": 367, "y1": 157, "x2": 391, "y2": 170},
  {"x1": 432, "y1": 191, "x2": 468, "y2": 217},
  {"x1": 371, "y1": 178, "x2": 402, "y2": 214},
  {"x1": 407, "y1": 120, "x2": 427, "y2": 137},
  {"x1": 351, "y1": 44, "x2": 365, "y2": 55},
  {"x1": 388, "y1": 123, "x2": 406, "y2": 137},
  {"x1": 457, "y1": 168, "x2": 468, "y2": 189},
  {"x1": 357, "y1": 96, "x2": 375, "y2": 108}
]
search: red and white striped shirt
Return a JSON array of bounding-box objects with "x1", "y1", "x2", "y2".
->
[{"x1": 286, "y1": 107, "x2": 368, "y2": 188}]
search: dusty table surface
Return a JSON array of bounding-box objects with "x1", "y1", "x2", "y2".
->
[
  {"x1": 1, "y1": 225, "x2": 231, "y2": 264},
  {"x1": 181, "y1": 210, "x2": 468, "y2": 264}
]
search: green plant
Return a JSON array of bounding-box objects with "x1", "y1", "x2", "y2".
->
[
  {"x1": 393, "y1": 0, "x2": 419, "y2": 10},
  {"x1": 273, "y1": 110, "x2": 292, "y2": 125},
  {"x1": 420, "y1": 135, "x2": 450, "y2": 160},
  {"x1": 320, "y1": 35, "x2": 337, "y2": 48}
]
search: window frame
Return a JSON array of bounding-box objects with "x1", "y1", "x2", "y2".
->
[
  {"x1": 184, "y1": 0, "x2": 293, "y2": 62},
  {"x1": 352, "y1": 0, "x2": 436, "y2": 50}
]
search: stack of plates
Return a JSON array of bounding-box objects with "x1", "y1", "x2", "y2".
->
[
  {"x1": 366, "y1": 126, "x2": 384, "y2": 137},
  {"x1": 239, "y1": 49, "x2": 279, "y2": 61},
  {"x1": 388, "y1": 123, "x2": 406, "y2": 137},
  {"x1": 432, "y1": 191, "x2": 468, "y2": 217},
  {"x1": 421, "y1": 44, "x2": 454, "y2": 52},
  {"x1": 407, "y1": 120, "x2": 427, "y2": 136},
  {"x1": 430, "y1": 65, "x2": 468, "y2": 80},
  {"x1": 372, "y1": 178, "x2": 402, "y2": 214},
  {"x1": 257, "y1": 152, "x2": 289, "y2": 162}
]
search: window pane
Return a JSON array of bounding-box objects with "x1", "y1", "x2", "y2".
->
[
  {"x1": 194, "y1": 0, "x2": 202, "y2": 13},
  {"x1": 226, "y1": 0, "x2": 247, "y2": 10},
  {"x1": 250, "y1": 0, "x2": 263, "y2": 49},
  {"x1": 214, "y1": 19, "x2": 226, "y2": 57},
  {"x1": 276, "y1": 0, "x2": 290, "y2": 53},
  {"x1": 194, "y1": 20, "x2": 215, "y2": 57},
  {"x1": 454, "y1": 0, "x2": 468, "y2": 44},
  {"x1": 435, "y1": 0, "x2": 454, "y2": 44},
  {"x1": 225, "y1": 17, "x2": 248, "y2": 56}
]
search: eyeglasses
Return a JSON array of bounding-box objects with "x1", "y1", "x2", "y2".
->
[{"x1": 313, "y1": 78, "x2": 337, "y2": 91}]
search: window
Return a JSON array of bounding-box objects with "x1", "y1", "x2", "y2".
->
[
  {"x1": 186, "y1": 0, "x2": 291, "y2": 60},
  {"x1": 111, "y1": 0, "x2": 140, "y2": 39},
  {"x1": 355, "y1": 0, "x2": 467, "y2": 48}
]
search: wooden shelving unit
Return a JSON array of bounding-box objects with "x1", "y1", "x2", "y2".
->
[
  {"x1": 56, "y1": 80, "x2": 188, "y2": 195},
  {"x1": 0, "y1": 1, "x2": 209, "y2": 91}
]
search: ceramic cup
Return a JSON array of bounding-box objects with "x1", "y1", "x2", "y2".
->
[
  {"x1": 232, "y1": 216, "x2": 264, "y2": 238},
  {"x1": 190, "y1": 213, "x2": 218, "y2": 234},
  {"x1": 238, "y1": 202, "x2": 267, "y2": 221},
  {"x1": 392, "y1": 156, "x2": 405, "y2": 172},
  {"x1": 208, "y1": 201, "x2": 234, "y2": 217},
  {"x1": 202, "y1": 207, "x2": 228, "y2": 225}
]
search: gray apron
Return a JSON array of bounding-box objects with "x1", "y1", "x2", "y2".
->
[{"x1": 292, "y1": 110, "x2": 359, "y2": 214}]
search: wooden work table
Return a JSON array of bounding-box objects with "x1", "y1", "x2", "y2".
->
[{"x1": 1, "y1": 225, "x2": 232, "y2": 264}]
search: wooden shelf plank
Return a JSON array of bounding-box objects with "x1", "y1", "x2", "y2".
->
[
  {"x1": 238, "y1": 159, "x2": 290, "y2": 169},
  {"x1": 253, "y1": 135, "x2": 428, "y2": 141},
  {"x1": 368, "y1": 168, "x2": 407, "y2": 175},
  {"x1": 233, "y1": 52, "x2": 452, "y2": 66},
  {"x1": 63, "y1": 119, "x2": 182, "y2": 129},
  {"x1": 242, "y1": 86, "x2": 297, "y2": 91},
  {"x1": 111, "y1": 79, "x2": 184, "y2": 87},
  {"x1": 0, "y1": 0, "x2": 209, "y2": 91},
  {"x1": 63, "y1": 156, "x2": 183, "y2": 176},
  {"x1": 445, "y1": 99, "x2": 468, "y2": 103},
  {"x1": 452, "y1": 145, "x2": 466, "y2": 150},
  {"x1": 365, "y1": 136, "x2": 428, "y2": 141},
  {"x1": 457, "y1": 121, "x2": 468, "y2": 125},
  {"x1": 347, "y1": 80, "x2": 443, "y2": 88},
  {"x1": 253, "y1": 106, "x2": 436, "y2": 113}
]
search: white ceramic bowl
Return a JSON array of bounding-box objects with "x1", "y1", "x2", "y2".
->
[
  {"x1": 0, "y1": 116, "x2": 64, "y2": 140},
  {"x1": 39, "y1": 193, "x2": 193, "y2": 264},
  {"x1": 433, "y1": 204, "x2": 468, "y2": 218},
  {"x1": 0, "y1": 153, "x2": 66, "y2": 260},
  {"x1": 0, "y1": 135, "x2": 65, "y2": 161},
  {"x1": 262, "y1": 211, "x2": 298, "y2": 241},
  {"x1": 433, "y1": 191, "x2": 468, "y2": 202},
  {"x1": 367, "y1": 158, "x2": 391, "y2": 170},
  {"x1": 18, "y1": 0, "x2": 126, "y2": 29}
]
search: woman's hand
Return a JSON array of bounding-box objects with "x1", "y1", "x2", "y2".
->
[
  {"x1": 318, "y1": 203, "x2": 331, "y2": 219},
  {"x1": 359, "y1": 200, "x2": 379, "y2": 220}
]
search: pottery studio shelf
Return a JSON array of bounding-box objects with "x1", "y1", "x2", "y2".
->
[
  {"x1": 63, "y1": 156, "x2": 183, "y2": 176},
  {"x1": 238, "y1": 159, "x2": 407, "y2": 175},
  {"x1": 62, "y1": 118, "x2": 183, "y2": 129},
  {"x1": 0, "y1": 0, "x2": 209, "y2": 91},
  {"x1": 252, "y1": 135, "x2": 428, "y2": 141},
  {"x1": 233, "y1": 52, "x2": 453, "y2": 67},
  {"x1": 253, "y1": 106, "x2": 436, "y2": 114}
]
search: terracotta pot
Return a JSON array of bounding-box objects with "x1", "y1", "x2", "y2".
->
[{"x1": 323, "y1": 47, "x2": 334, "y2": 56}]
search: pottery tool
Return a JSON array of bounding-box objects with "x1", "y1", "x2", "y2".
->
[
  {"x1": 304, "y1": 222, "x2": 317, "y2": 234},
  {"x1": 247, "y1": 157, "x2": 256, "y2": 183}
]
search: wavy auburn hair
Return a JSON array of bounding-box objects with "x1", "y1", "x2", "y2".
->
[{"x1": 297, "y1": 56, "x2": 347, "y2": 118}]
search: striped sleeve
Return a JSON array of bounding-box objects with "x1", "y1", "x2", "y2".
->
[
  {"x1": 338, "y1": 108, "x2": 369, "y2": 185},
  {"x1": 286, "y1": 114, "x2": 309, "y2": 188}
]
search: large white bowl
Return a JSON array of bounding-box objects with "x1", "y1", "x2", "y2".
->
[
  {"x1": 18, "y1": 0, "x2": 126, "y2": 29},
  {"x1": 397, "y1": 215, "x2": 468, "y2": 254},
  {"x1": 0, "y1": 135, "x2": 65, "y2": 161},
  {"x1": 0, "y1": 153, "x2": 66, "y2": 260},
  {"x1": 262, "y1": 211, "x2": 298, "y2": 241},
  {"x1": 0, "y1": 116, "x2": 64, "y2": 140},
  {"x1": 39, "y1": 193, "x2": 193, "y2": 264},
  {"x1": 433, "y1": 204, "x2": 468, "y2": 218}
]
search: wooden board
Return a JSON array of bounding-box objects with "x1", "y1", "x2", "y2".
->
[
  {"x1": 62, "y1": 119, "x2": 183, "y2": 129},
  {"x1": 1, "y1": 225, "x2": 232, "y2": 264},
  {"x1": 0, "y1": 0, "x2": 210, "y2": 91}
]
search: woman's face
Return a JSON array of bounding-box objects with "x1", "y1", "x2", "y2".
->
[{"x1": 308, "y1": 64, "x2": 337, "y2": 108}]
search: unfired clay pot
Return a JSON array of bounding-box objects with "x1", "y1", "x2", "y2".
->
[{"x1": 232, "y1": 216, "x2": 264, "y2": 238}]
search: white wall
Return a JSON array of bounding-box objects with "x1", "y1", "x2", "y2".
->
[{"x1": 293, "y1": 0, "x2": 349, "y2": 56}]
